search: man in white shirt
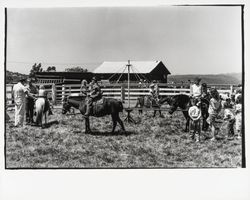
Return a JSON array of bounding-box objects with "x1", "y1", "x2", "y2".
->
[
  {"x1": 12, "y1": 78, "x2": 28, "y2": 127},
  {"x1": 190, "y1": 77, "x2": 202, "y2": 106}
]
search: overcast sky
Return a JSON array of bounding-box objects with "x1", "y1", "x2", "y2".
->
[{"x1": 6, "y1": 6, "x2": 242, "y2": 75}]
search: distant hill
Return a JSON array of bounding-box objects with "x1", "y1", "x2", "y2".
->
[
  {"x1": 168, "y1": 73, "x2": 242, "y2": 85},
  {"x1": 6, "y1": 70, "x2": 29, "y2": 84}
]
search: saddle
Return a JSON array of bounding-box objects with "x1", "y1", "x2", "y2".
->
[{"x1": 90, "y1": 97, "x2": 106, "y2": 116}]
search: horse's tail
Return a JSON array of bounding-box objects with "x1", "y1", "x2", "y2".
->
[{"x1": 118, "y1": 100, "x2": 123, "y2": 112}]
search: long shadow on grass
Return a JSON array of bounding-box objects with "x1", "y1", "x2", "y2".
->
[
  {"x1": 85, "y1": 131, "x2": 135, "y2": 137},
  {"x1": 44, "y1": 120, "x2": 59, "y2": 128}
]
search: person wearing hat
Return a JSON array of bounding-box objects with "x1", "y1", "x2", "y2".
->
[
  {"x1": 12, "y1": 77, "x2": 29, "y2": 127},
  {"x1": 25, "y1": 78, "x2": 38, "y2": 124},
  {"x1": 84, "y1": 77, "x2": 102, "y2": 117},
  {"x1": 190, "y1": 77, "x2": 202, "y2": 106}
]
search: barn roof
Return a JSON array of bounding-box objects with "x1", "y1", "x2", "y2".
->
[{"x1": 93, "y1": 61, "x2": 170, "y2": 74}]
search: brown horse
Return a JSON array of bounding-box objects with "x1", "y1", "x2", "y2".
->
[{"x1": 62, "y1": 95, "x2": 125, "y2": 133}]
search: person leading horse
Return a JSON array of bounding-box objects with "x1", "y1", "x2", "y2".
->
[{"x1": 190, "y1": 77, "x2": 210, "y2": 131}]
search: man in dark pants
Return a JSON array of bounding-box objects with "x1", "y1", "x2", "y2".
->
[
  {"x1": 25, "y1": 78, "x2": 38, "y2": 124},
  {"x1": 84, "y1": 77, "x2": 102, "y2": 118}
]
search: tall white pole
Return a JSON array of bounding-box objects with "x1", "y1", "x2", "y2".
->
[{"x1": 127, "y1": 60, "x2": 130, "y2": 108}]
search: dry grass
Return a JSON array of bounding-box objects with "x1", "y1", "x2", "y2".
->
[{"x1": 5, "y1": 108, "x2": 242, "y2": 168}]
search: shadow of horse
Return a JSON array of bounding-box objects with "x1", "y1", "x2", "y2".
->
[
  {"x1": 84, "y1": 130, "x2": 135, "y2": 136},
  {"x1": 43, "y1": 120, "x2": 59, "y2": 128}
]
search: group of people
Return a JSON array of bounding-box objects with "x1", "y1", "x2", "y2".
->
[
  {"x1": 188, "y1": 77, "x2": 242, "y2": 141},
  {"x1": 11, "y1": 75, "x2": 242, "y2": 141},
  {"x1": 12, "y1": 78, "x2": 52, "y2": 127},
  {"x1": 138, "y1": 79, "x2": 160, "y2": 102}
]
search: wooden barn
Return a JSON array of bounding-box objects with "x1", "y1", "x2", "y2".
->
[
  {"x1": 93, "y1": 61, "x2": 171, "y2": 83},
  {"x1": 35, "y1": 71, "x2": 94, "y2": 84}
]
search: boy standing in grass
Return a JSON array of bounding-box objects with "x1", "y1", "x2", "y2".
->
[{"x1": 207, "y1": 88, "x2": 222, "y2": 141}]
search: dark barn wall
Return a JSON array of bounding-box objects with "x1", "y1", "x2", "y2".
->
[{"x1": 149, "y1": 62, "x2": 170, "y2": 83}]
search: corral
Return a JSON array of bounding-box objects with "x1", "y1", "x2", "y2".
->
[
  {"x1": 6, "y1": 108, "x2": 242, "y2": 168},
  {"x1": 5, "y1": 83, "x2": 241, "y2": 168}
]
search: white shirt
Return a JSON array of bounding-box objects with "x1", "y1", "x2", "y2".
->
[
  {"x1": 190, "y1": 84, "x2": 202, "y2": 97},
  {"x1": 13, "y1": 82, "x2": 27, "y2": 105},
  {"x1": 235, "y1": 104, "x2": 242, "y2": 114}
]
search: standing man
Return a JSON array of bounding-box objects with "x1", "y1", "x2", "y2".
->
[
  {"x1": 25, "y1": 78, "x2": 38, "y2": 124},
  {"x1": 84, "y1": 77, "x2": 102, "y2": 117},
  {"x1": 12, "y1": 78, "x2": 28, "y2": 127},
  {"x1": 190, "y1": 77, "x2": 202, "y2": 106}
]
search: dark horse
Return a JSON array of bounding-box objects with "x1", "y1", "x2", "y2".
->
[
  {"x1": 62, "y1": 95, "x2": 125, "y2": 133},
  {"x1": 135, "y1": 96, "x2": 164, "y2": 117},
  {"x1": 159, "y1": 94, "x2": 209, "y2": 132}
]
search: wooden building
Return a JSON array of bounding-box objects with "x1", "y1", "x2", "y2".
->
[
  {"x1": 35, "y1": 72, "x2": 94, "y2": 84},
  {"x1": 93, "y1": 61, "x2": 171, "y2": 83}
]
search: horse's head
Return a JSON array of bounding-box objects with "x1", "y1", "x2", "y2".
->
[
  {"x1": 168, "y1": 94, "x2": 190, "y2": 114},
  {"x1": 62, "y1": 98, "x2": 71, "y2": 114},
  {"x1": 168, "y1": 97, "x2": 178, "y2": 114}
]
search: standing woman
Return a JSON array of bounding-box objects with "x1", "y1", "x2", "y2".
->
[
  {"x1": 12, "y1": 78, "x2": 28, "y2": 127},
  {"x1": 207, "y1": 88, "x2": 222, "y2": 141}
]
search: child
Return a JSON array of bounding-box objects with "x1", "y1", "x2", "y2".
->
[
  {"x1": 223, "y1": 99, "x2": 235, "y2": 140},
  {"x1": 235, "y1": 94, "x2": 242, "y2": 139},
  {"x1": 188, "y1": 98, "x2": 202, "y2": 142},
  {"x1": 207, "y1": 88, "x2": 222, "y2": 141},
  {"x1": 38, "y1": 85, "x2": 53, "y2": 115}
]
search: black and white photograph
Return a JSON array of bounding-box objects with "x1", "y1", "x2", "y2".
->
[
  {"x1": 4, "y1": 5, "x2": 245, "y2": 169},
  {"x1": 2, "y1": 1, "x2": 250, "y2": 199}
]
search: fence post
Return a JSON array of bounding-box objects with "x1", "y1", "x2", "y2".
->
[
  {"x1": 62, "y1": 84, "x2": 65, "y2": 104},
  {"x1": 51, "y1": 83, "x2": 57, "y2": 105},
  {"x1": 121, "y1": 84, "x2": 125, "y2": 101}
]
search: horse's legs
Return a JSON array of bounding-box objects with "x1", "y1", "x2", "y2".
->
[
  {"x1": 85, "y1": 117, "x2": 91, "y2": 133},
  {"x1": 153, "y1": 110, "x2": 156, "y2": 117},
  {"x1": 183, "y1": 111, "x2": 190, "y2": 132},
  {"x1": 111, "y1": 114, "x2": 118, "y2": 133},
  {"x1": 45, "y1": 112, "x2": 47, "y2": 125},
  {"x1": 117, "y1": 115, "x2": 125, "y2": 131},
  {"x1": 139, "y1": 109, "x2": 143, "y2": 115}
]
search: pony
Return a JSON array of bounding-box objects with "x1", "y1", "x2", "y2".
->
[
  {"x1": 35, "y1": 97, "x2": 50, "y2": 128},
  {"x1": 62, "y1": 95, "x2": 125, "y2": 133},
  {"x1": 135, "y1": 96, "x2": 164, "y2": 117},
  {"x1": 159, "y1": 94, "x2": 210, "y2": 132}
]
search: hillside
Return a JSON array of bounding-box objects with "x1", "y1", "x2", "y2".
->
[
  {"x1": 168, "y1": 73, "x2": 242, "y2": 85},
  {"x1": 6, "y1": 70, "x2": 29, "y2": 84}
]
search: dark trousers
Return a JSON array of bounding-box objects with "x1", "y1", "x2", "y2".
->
[
  {"x1": 26, "y1": 98, "x2": 35, "y2": 123},
  {"x1": 227, "y1": 118, "x2": 235, "y2": 137}
]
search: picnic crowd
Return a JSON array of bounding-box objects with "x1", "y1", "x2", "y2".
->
[{"x1": 9, "y1": 77, "x2": 242, "y2": 141}]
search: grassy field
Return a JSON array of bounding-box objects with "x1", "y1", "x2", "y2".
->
[{"x1": 5, "y1": 107, "x2": 242, "y2": 168}]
